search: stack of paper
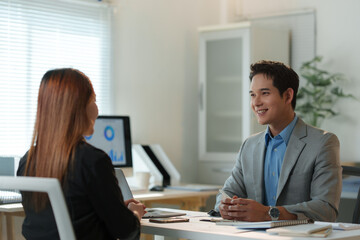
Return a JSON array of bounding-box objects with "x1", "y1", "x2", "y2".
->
[
  {"x1": 333, "y1": 223, "x2": 360, "y2": 230},
  {"x1": 266, "y1": 223, "x2": 332, "y2": 237},
  {"x1": 316, "y1": 222, "x2": 360, "y2": 231}
]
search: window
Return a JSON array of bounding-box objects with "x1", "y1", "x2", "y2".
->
[{"x1": 0, "y1": 0, "x2": 112, "y2": 157}]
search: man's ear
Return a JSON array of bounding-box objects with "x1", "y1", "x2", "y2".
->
[{"x1": 284, "y1": 88, "x2": 294, "y2": 105}]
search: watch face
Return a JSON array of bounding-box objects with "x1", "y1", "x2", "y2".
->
[{"x1": 270, "y1": 207, "x2": 280, "y2": 218}]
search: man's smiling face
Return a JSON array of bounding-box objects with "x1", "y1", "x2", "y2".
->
[{"x1": 249, "y1": 73, "x2": 293, "y2": 134}]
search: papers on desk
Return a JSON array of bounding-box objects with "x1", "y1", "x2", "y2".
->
[
  {"x1": 143, "y1": 208, "x2": 186, "y2": 219},
  {"x1": 316, "y1": 221, "x2": 360, "y2": 231},
  {"x1": 267, "y1": 223, "x2": 332, "y2": 237},
  {"x1": 334, "y1": 223, "x2": 360, "y2": 230},
  {"x1": 165, "y1": 184, "x2": 221, "y2": 192}
]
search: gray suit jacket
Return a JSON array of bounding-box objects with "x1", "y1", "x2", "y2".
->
[{"x1": 215, "y1": 118, "x2": 342, "y2": 221}]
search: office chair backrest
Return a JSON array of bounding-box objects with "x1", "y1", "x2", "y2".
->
[
  {"x1": 342, "y1": 166, "x2": 360, "y2": 224},
  {"x1": 0, "y1": 176, "x2": 76, "y2": 240}
]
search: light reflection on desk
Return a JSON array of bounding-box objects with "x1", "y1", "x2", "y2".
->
[{"x1": 135, "y1": 193, "x2": 164, "y2": 198}]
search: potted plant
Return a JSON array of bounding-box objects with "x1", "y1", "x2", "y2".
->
[{"x1": 296, "y1": 56, "x2": 355, "y2": 127}]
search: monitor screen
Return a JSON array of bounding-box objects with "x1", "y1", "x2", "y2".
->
[{"x1": 85, "y1": 116, "x2": 133, "y2": 169}]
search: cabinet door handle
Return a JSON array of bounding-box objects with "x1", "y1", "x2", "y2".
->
[{"x1": 199, "y1": 82, "x2": 204, "y2": 110}]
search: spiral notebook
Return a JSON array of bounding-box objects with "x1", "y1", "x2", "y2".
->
[
  {"x1": 216, "y1": 219, "x2": 314, "y2": 229},
  {"x1": 0, "y1": 190, "x2": 22, "y2": 205}
]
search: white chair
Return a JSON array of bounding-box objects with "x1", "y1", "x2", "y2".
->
[{"x1": 0, "y1": 176, "x2": 76, "y2": 240}]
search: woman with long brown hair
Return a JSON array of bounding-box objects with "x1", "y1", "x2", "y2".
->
[{"x1": 17, "y1": 68, "x2": 145, "y2": 240}]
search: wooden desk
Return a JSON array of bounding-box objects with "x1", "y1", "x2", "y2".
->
[
  {"x1": 134, "y1": 189, "x2": 217, "y2": 211},
  {"x1": 0, "y1": 203, "x2": 24, "y2": 240},
  {"x1": 0, "y1": 189, "x2": 217, "y2": 240},
  {"x1": 141, "y1": 208, "x2": 360, "y2": 240}
]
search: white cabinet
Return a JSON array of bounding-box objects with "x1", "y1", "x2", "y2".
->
[{"x1": 198, "y1": 22, "x2": 289, "y2": 162}]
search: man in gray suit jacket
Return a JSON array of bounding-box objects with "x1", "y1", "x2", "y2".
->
[{"x1": 215, "y1": 61, "x2": 341, "y2": 222}]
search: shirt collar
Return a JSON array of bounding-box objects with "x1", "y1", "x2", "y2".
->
[{"x1": 265, "y1": 115, "x2": 298, "y2": 145}]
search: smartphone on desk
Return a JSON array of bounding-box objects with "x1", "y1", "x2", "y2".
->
[{"x1": 149, "y1": 217, "x2": 189, "y2": 223}]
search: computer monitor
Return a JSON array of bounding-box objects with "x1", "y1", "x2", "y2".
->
[{"x1": 85, "y1": 116, "x2": 133, "y2": 177}]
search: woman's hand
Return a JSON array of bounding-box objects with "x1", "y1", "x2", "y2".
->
[
  {"x1": 126, "y1": 199, "x2": 146, "y2": 220},
  {"x1": 124, "y1": 198, "x2": 140, "y2": 206},
  {"x1": 128, "y1": 202, "x2": 146, "y2": 220}
]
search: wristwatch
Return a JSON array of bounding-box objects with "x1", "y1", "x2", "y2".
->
[{"x1": 268, "y1": 207, "x2": 280, "y2": 221}]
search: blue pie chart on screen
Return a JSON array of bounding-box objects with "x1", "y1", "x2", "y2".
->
[
  {"x1": 84, "y1": 135, "x2": 92, "y2": 140},
  {"x1": 104, "y1": 126, "x2": 114, "y2": 141}
]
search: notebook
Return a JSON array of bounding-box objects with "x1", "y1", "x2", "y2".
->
[
  {"x1": 216, "y1": 218, "x2": 314, "y2": 228},
  {"x1": 116, "y1": 169, "x2": 186, "y2": 219}
]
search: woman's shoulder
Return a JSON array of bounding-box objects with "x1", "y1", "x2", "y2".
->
[
  {"x1": 78, "y1": 141, "x2": 107, "y2": 154},
  {"x1": 17, "y1": 151, "x2": 29, "y2": 176},
  {"x1": 74, "y1": 141, "x2": 115, "y2": 182}
]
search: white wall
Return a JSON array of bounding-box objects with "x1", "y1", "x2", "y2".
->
[
  {"x1": 241, "y1": 0, "x2": 360, "y2": 162},
  {"x1": 111, "y1": 0, "x2": 360, "y2": 184},
  {"x1": 111, "y1": 0, "x2": 222, "y2": 182}
]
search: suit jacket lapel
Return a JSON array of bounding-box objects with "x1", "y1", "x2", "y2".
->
[
  {"x1": 253, "y1": 132, "x2": 266, "y2": 203},
  {"x1": 276, "y1": 118, "x2": 307, "y2": 200}
]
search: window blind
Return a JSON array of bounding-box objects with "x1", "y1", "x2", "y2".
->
[{"x1": 0, "y1": 0, "x2": 112, "y2": 157}]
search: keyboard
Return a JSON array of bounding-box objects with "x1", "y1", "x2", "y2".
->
[{"x1": 0, "y1": 190, "x2": 22, "y2": 205}]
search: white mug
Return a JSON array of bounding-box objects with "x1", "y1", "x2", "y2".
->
[{"x1": 136, "y1": 171, "x2": 151, "y2": 189}]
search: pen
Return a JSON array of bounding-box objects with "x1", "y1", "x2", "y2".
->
[{"x1": 200, "y1": 218, "x2": 226, "y2": 222}]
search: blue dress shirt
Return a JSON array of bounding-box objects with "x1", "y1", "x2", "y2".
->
[{"x1": 264, "y1": 115, "x2": 298, "y2": 206}]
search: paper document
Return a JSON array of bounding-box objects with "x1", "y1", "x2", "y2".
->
[
  {"x1": 316, "y1": 221, "x2": 360, "y2": 231},
  {"x1": 266, "y1": 223, "x2": 332, "y2": 237}
]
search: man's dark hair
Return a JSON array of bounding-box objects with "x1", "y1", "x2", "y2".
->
[{"x1": 249, "y1": 60, "x2": 299, "y2": 109}]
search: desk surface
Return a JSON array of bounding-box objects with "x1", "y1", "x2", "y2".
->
[
  {"x1": 141, "y1": 209, "x2": 360, "y2": 240},
  {"x1": 0, "y1": 203, "x2": 22, "y2": 213},
  {"x1": 3, "y1": 204, "x2": 360, "y2": 239}
]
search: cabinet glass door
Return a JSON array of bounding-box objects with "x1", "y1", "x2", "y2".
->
[
  {"x1": 199, "y1": 23, "x2": 287, "y2": 162},
  {"x1": 206, "y1": 37, "x2": 243, "y2": 153}
]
